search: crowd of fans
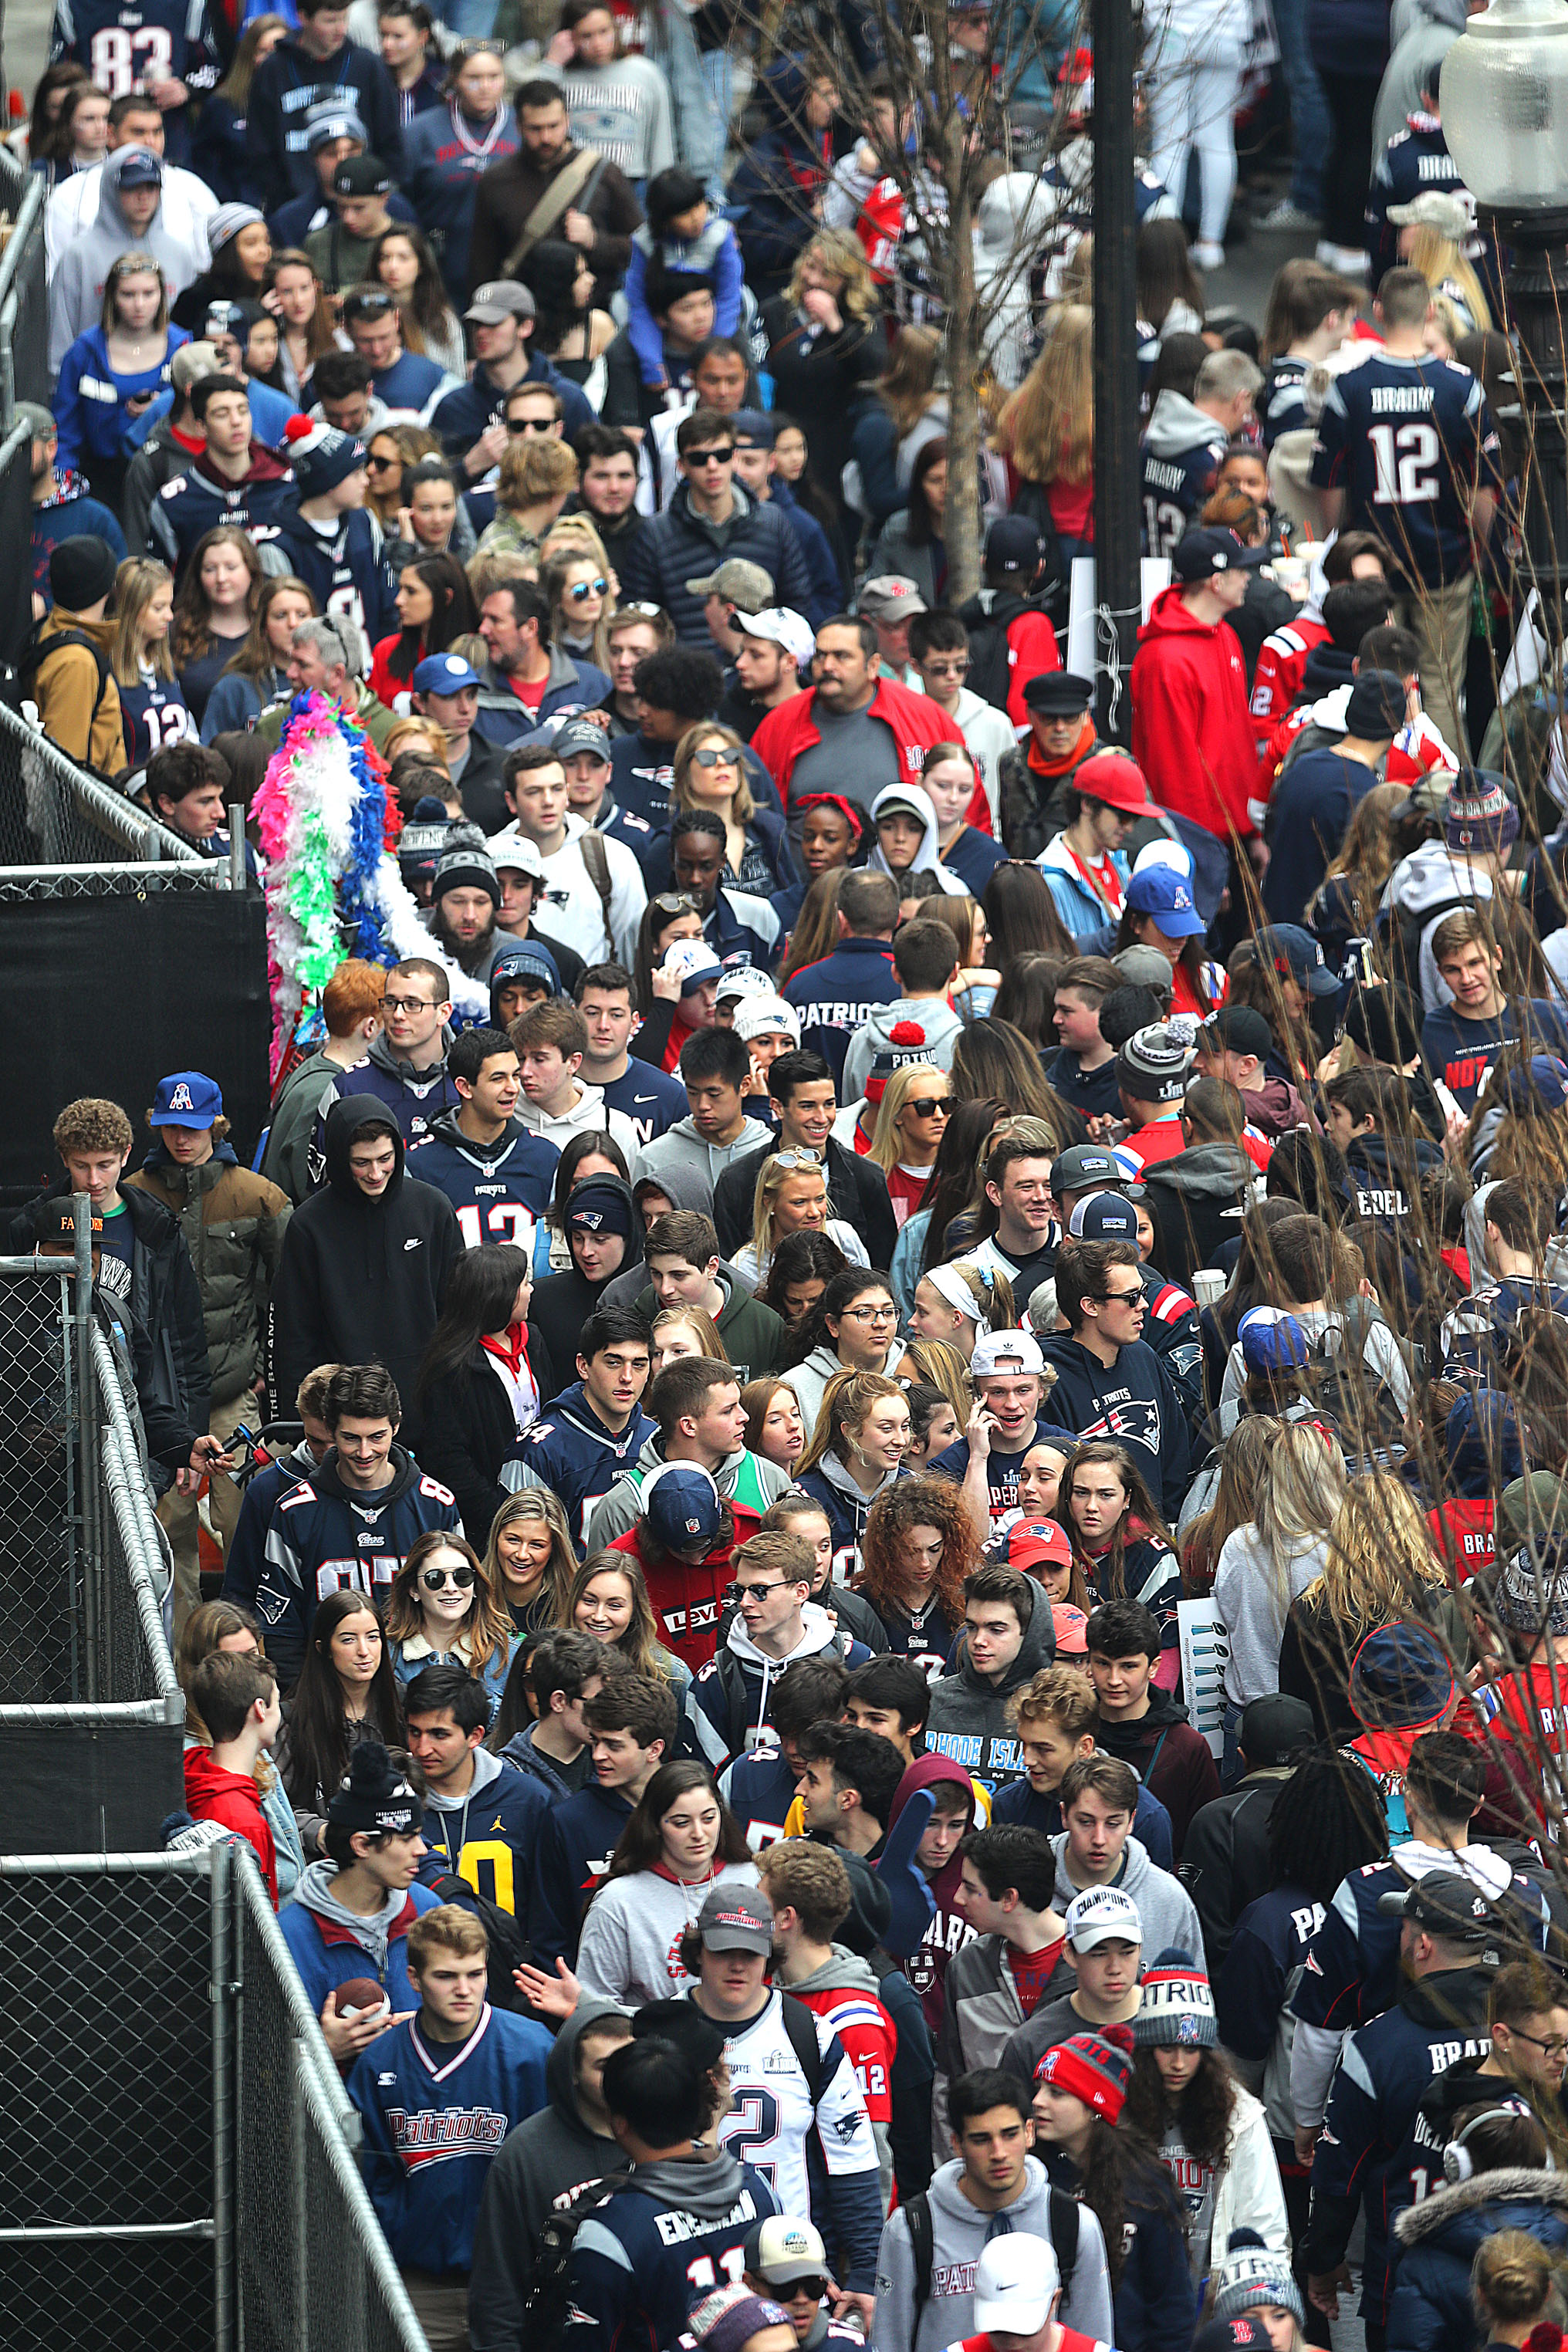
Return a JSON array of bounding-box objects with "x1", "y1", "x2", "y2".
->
[{"x1": 17, "y1": 1, "x2": 1568, "y2": 2350}]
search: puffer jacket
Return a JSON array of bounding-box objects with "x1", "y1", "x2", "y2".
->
[
  {"x1": 126, "y1": 1142, "x2": 290, "y2": 1404},
  {"x1": 1387, "y1": 2166, "x2": 1568, "y2": 2352}
]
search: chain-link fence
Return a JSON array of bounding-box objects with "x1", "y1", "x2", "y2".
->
[
  {"x1": 0, "y1": 698, "x2": 217, "y2": 870},
  {"x1": 0, "y1": 141, "x2": 47, "y2": 415}
]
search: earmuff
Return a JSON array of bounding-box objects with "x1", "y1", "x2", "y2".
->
[{"x1": 1442, "y1": 2100, "x2": 1533, "y2": 2184}]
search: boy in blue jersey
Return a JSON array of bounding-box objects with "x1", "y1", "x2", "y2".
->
[
  {"x1": 1309, "y1": 264, "x2": 1503, "y2": 759},
  {"x1": 258, "y1": 1362, "x2": 461, "y2": 1690},
  {"x1": 531, "y1": 1674, "x2": 678, "y2": 1967},
  {"x1": 576, "y1": 964, "x2": 690, "y2": 1147},
  {"x1": 269, "y1": 417, "x2": 397, "y2": 644},
  {"x1": 280, "y1": 1743, "x2": 439, "y2": 2063},
  {"x1": 350, "y1": 1900, "x2": 553, "y2": 2348},
  {"x1": 565, "y1": 2036, "x2": 781, "y2": 2352},
  {"x1": 408, "y1": 1026, "x2": 559, "y2": 1255},
  {"x1": 404, "y1": 1667, "x2": 549, "y2": 1935},
  {"x1": 150, "y1": 375, "x2": 295, "y2": 573},
  {"x1": 340, "y1": 281, "x2": 460, "y2": 424},
  {"x1": 502, "y1": 1303, "x2": 654, "y2": 1553}
]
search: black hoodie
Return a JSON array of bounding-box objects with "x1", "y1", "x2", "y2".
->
[
  {"x1": 529, "y1": 1176, "x2": 645, "y2": 1378},
  {"x1": 271, "y1": 1097, "x2": 461, "y2": 1441}
]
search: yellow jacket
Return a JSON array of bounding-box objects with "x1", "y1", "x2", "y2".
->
[{"x1": 35, "y1": 607, "x2": 127, "y2": 775}]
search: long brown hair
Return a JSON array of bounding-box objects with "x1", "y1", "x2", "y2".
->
[
  {"x1": 110, "y1": 557, "x2": 174, "y2": 686},
  {"x1": 223, "y1": 571, "x2": 318, "y2": 682},
  {"x1": 858, "y1": 1474, "x2": 977, "y2": 1627},
  {"x1": 266, "y1": 248, "x2": 336, "y2": 366},
  {"x1": 556, "y1": 1551, "x2": 677, "y2": 1682},
  {"x1": 996, "y1": 305, "x2": 1093, "y2": 485},
  {"x1": 778, "y1": 868, "x2": 846, "y2": 985},
  {"x1": 604, "y1": 1759, "x2": 751, "y2": 1881},
  {"x1": 1124, "y1": 2044, "x2": 1239, "y2": 2174},
  {"x1": 384, "y1": 1529, "x2": 515, "y2": 1685},
  {"x1": 370, "y1": 222, "x2": 457, "y2": 353},
  {"x1": 1062, "y1": 1441, "x2": 1175, "y2": 1596},
  {"x1": 171, "y1": 525, "x2": 262, "y2": 668},
  {"x1": 280, "y1": 1588, "x2": 404, "y2": 1812}
]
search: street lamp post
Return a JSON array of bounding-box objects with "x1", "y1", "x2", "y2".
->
[
  {"x1": 1442, "y1": 0, "x2": 1568, "y2": 596},
  {"x1": 1091, "y1": 0, "x2": 1141, "y2": 748}
]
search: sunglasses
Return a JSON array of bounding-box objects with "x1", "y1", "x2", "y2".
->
[
  {"x1": 366, "y1": 451, "x2": 397, "y2": 471},
  {"x1": 771, "y1": 2279, "x2": 831, "y2": 2302},
  {"x1": 508, "y1": 416, "x2": 557, "y2": 433},
  {"x1": 420, "y1": 1564, "x2": 477, "y2": 1591},
  {"x1": 346, "y1": 290, "x2": 395, "y2": 316},
  {"x1": 907, "y1": 1097, "x2": 950, "y2": 1118},
  {"x1": 771, "y1": 1148, "x2": 823, "y2": 1170},
  {"x1": 618, "y1": 600, "x2": 665, "y2": 619},
  {"x1": 566, "y1": 576, "x2": 609, "y2": 601},
  {"x1": 651, "y1": 892, "x2": 700, "y2": 915},
  {"x1": 692, "y1": 745, "x2": 738, "y2": 768},
  {"x1": 684, "y1": 446, "x2": 735, "y2": 467}
]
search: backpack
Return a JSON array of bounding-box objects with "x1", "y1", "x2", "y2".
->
[
  {"x1": 525, "y1": 2172, "x2": 627, "y2": 2352},
  {"x1": 904, "y1": 2181, "x2": 1078, "y2": 2332},
  {"x1": 4, "y1": 617, "x2": 123, "y2": 786},
  {"x1": 421, "y1": 1865, "x2": 530, "y2": 2012},
  {"x1": 580, "y1": 828, "x2": 615, "y2": 951},
  {"x1": 1293, "y1": 1308, "x2": 1413, "y2": 1471},
  {"x1": 1373, "y1": 890, "x2": 1472, "y2": 1000}
]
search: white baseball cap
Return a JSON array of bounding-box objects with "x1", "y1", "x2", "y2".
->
[
  {"x1": 715, "y1": 964, "x2": 776, "y2": 1005},
  {"x1": 1065, "y1": 1884, "x2": 1143, "y2": 1951},
  {"x1": 486, "y1": 825, "x2": 544, "y2": 880},
  {"x1": 973, "y1": 2235, "x2": 1059, "y2": 2336},
  {"x1": 971, "y1": 1328, "x2": 1046, "y2": 1380},
  {"x1": 734, "y1": 995, "x2": 801, "y2": 1045},
  {"x1": 662, "y1": 938, "x2": 724, "y2": 992},
  {"x1": 734, "y1": 606, "x2": 816, "y2": 670}
]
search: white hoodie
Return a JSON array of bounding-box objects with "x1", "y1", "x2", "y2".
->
[{"x1": 514, "y1": 1076, "x2": 640, "y2": 1161}]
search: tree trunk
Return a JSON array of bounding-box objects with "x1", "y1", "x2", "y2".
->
[{"x1": 945, "y1": 176, "x2": 984, "y2": 607}]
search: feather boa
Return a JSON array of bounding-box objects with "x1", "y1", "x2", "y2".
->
[{"x1": 252, "y1": 691, "x2": 488, "y2": 1076}]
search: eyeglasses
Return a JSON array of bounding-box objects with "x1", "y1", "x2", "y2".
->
[
  {"x1": 684, "y1": 446, "x2": 735, "y2": 467},
  {"x1": 346, "y1": 290, "x2": 395, "y2": 316},
  {"x1": 1509, "y1": 2027, "x2": 1568, "y2": 2060},
  {"x1": 727, "y1": 1580, "x2": 796, "y2": 1600},
  {"x1": 771, "y1": 1148, "x2": 823, "y2": 1171},
  {"x1": 567, "y1": 576, "x2": 610, "y2": 601},
  {"x1": 508, "y1": 415, "x2": 558, "y2": 434},
  {"x1": 420, "y1": 1564, "x2": 477, "y2": 1591},
  {"x1": 692, "y1": 745, "x2": 739, "y2": 769},
  {"x1": 382, "y1": 993, "x2": 439, "y2": 1015},
  {"x1": 841, "y1": 1302, "x2": 898, "y2": 1323},
  {"x1": 1099, "y1": 1286, "x2": 1145, "y2": 1306},
  {"x1": 366, "y1": 451, "x2": 397, "y2": 471},
  {"x1": 907, "y1": 1097, "x2": 950, "y2": 1118}
]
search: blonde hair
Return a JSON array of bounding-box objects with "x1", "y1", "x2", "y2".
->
[
  {"x1": 918, "y1": 1259, "x2": 1017, "y2": 1332},
  {"x1": 867, "y1": 1062, "x2": 948, "y2": 1175},
  {"x1": 497, "y1": 434, "x2": 579, "y2": 511},
  {"x1": 996, "y1": 304, "x2": 1093, "y2": 485},
  {"x1": 482, "y1": 1489, "x2": 576, "y2": 1618},
  {"x1": 789, "y1": 228, "x2": 880, "y2": 326},
  {"x1": 672, "y1": 720, "x2": 754, "y2": 826},
  {"x1": 797, "y1": 1369, "x2": 907, "y2": 1471},
  {"x1": 383, "y1": 715, "x2": 451, "y2": 774},
  {"x1": 876, "y1": 323, "x2": 943, "y2": 436},
  {"x1": 557, "y1": 1552, "x2": 675, "y2": 1681},
  {"x1": 110, "y1": 556, "x2": 174, "y2": 684},
  {"x1": 1254, "y1": 1422, "x2": 1347, "y2": 1612},
  {"x1": 1306, "y1": 1470, "x2": 1446, "y2": 1637},
  {"x1": 652, "y1": 1304, "x2": 729, "y2": 1362},
  {"x1": 1472, "y1": 2229, "x2": 1561, "y2": 2330},
  {"x1": 1406, "y1": 223, "x2": 1493, "y2": 333},
  {"x1": 541, "y1": 512, "x2": 613, "y2": 573},
  {"x1": 543, "y1": 542, "x2": 617, "y2": 672},
  {"x1": 751, "y1": 1151, "x2": 830, "y2": 1273},
  {"x1": 100, "y1": 249, "x2": 169, "y2": 337},
  {"x1": 901, "y1": 1335, "x2": 972, "y2": 1425}
]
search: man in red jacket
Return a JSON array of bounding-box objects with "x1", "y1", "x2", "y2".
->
[
  {"x1": 1131, "y1": 526, "x2": 1265, "y2": 850},
  {"x1": 750, "y1": 613, "x2": 950, "y2": 815},
  {"x1": 183, "y1": 1651, "x2": 282, "y2": 1904}
]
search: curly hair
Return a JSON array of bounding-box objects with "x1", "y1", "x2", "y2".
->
[
  {"x1": 858, "y1": 1475, "x2": 979, "y2": 1628},
  {"x1": 1124, "y1": 2045, "x2": 1239, "y2": 2175}
]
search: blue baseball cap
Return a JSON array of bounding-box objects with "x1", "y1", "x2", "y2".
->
[
  {"x1": 413, "y1": 652, "x2": 482, "y2": 696},
  {"x1": 1126, "y1": 865, "x2": 1205, "y2": 938},
  {"x1": 1238, "y1": 1305, "x2": 1310, "y2": 1375},
  {"x1": 150, "y1": 1071, "x2": 223, "y2": 1127},
  {"x1": 1255, "y1": 923, "x2": 1340, "y2": 998},
  {"x1": 1067, "y1": 1190, "x2": 1140, "y2": 1244},
  {"x1": 642, "y1": 1463, "x2": 725, "y2": 1555}
]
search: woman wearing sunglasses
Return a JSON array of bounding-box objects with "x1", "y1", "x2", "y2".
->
[
  {"x1": 735, "y1": 1150, "x2": 868, "y2": 1287},
  {"x1": 857, "y1": 1061, "x2": 952, "y2": 1227},
  {"x1": 545, "y1": 548, "x2": 617, "y2": 674},
  {"x1": 649, "y1": 721, "x2": 798, "y2": 897},
  {"x1": 384, "y1": 1531, "x2": 519, "y2": 1721}
]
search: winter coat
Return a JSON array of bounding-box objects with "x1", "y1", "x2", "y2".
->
[
  {"x1": 763, "y1": 296, "x2": 883, "y2": 523},
  {"x1": 1139, "y1": 1141, "x2": 1259, "y2": 1289},
  {"x1": 245, "y1": 32, "x2": 402, "y2": 209},
  {"x1": 730, "y1": 59, "x2": 835, "y2": 299},
  {"x1": 31, "y1": 605, "x2": 127, "y2": 775},
  {"x1": 124, "y1": 1143, "x2": 289, "y2": 1406},
  {"x1": 1168, "y1": 2080, "x2": 1288, "y2": 2280},
  {"x1": 465, "y1": 146, "x2": 641, "y2": 314},
  {"x1": 468, "y1": 1997, "x2": 635, "y2": 2344},
  {"x1": 754, "y1": 680, "x2": 951, "y2": 815},
  {"x1": 864, "y1": 510, "x2": 942, "y2": 607},
  {"x1": 52, "y1": 325, "x2": 192, "y2": 478},
  {"x1": 416, "y1": 1327, "x2": 558, "y2": 1553},
  {"x1": 1131, "y1": 584, "x2": 1257, "y2": 841},
  {"x1": 270, "y1": 1097, "x2": 462, "y2": 1442},
  {"x1": 714, "y1": 1136, "x2": 897, "y2": 1272},
  {"x1": 49, "y1": 148, "x2": 209, "y2": 373},
  {"x1": 1092, "y1": 1691, "x2": 1221, "y2": 1860},
  {"x1": 619, "y1": 482, "x2": 813, "y2": 650},
  {"x1": 1179, "y1": 1769, "x2": 1295, "y2": 1968},
  {"x1": 184, "y1": 1744, "x2": 279, "y2": 1903},
  {"x1": 1387, "y1": 2167, "x2": 1568, "y2": 2352},
  {"x1": 432, "y1": 352, "x2": 595, "y2": 460}
]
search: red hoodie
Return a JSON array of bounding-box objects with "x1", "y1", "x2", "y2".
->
[
  {"x1": 184, "y1": 1745, "x2": 279, "y2": 1905},
  {"x1": 889, "y1": 1751, "x2": 981, "y2": 2036},
  {"x1": 1130, "y1": 586, "x2": 1256, "y2": 840}
]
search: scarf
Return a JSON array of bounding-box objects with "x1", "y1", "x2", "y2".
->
[
  {"x1": 1027, "y1": 714, "x2": 1097, "y2": 779},
  {"x1": 481, "y1": 1320, "x2": 540, "y2": 1434}
]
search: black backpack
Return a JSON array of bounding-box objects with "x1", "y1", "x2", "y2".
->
[
  {"x1": 421, "y1": 1865, "x2": 530, "y2": 2012},
  {"x1": 904, "y1": 2182, "x2": 1079, "y2": 2330},
  {"x1": 525, "y1": 2173, "x2": 627, "y2": 2352},
  {"x1": 8, "y1": 615, "x2": 112, "y2": 715},
  {"x1": 1372, "y1": 890, "x2": 1471, "y2": 1000}
]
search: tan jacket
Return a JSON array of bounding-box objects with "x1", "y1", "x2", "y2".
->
[{"x1": 34, "y1": 607, "x2": 127, "y2": 774}]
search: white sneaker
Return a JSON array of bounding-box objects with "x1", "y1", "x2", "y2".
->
[
  {"x1": 1315, "y1": 239, "x2": 1370, "y2": 274},
  {"x1": 1259, "y1": 196, "x2": 1320, "y2": 230},
  {"x1": 1192, "y1": 240, "x2": 1227, "y2": 271}
]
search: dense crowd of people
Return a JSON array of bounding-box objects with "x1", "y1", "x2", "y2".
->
[{"x1": 18, "y1": 1, "x2": 1568, "y2": 2350}]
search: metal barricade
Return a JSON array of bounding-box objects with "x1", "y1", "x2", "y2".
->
[
  {"x1": 0, "y1": 155, "x2": 49, "y2": 415},
  {"x1": 0, "y1": 698, "x2": 213, "y2": 869}
]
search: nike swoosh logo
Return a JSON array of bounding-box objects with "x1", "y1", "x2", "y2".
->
[{"x1": 403, "y1": 1239, "x2": 422, "y2": 1251}]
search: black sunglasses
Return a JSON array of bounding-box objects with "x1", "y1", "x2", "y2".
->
[{"x1": 684, "y1": 445, "x2": 735, "y2": 466}]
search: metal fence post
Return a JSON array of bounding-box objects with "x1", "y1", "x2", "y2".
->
[
  {"x1": 73, "y1": 1190, "x2": 100, "y2": 1703},
  {"x1": 228, "y1": 804, "x2": 246, "y2": 894},
  {"x1": 210, "y1": 1840, "x2": 238, "y2": 2352}
]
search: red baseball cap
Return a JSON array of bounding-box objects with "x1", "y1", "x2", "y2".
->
[
  {"x1": 1051, "y1": 1603, "x2": 1089, "y2": 1655},
  {"x1": 1073, "y1": 750, "x2": 1156, "y2": 818},
  {"x1": 1005, "y1": 1519, "x2": 1073, "y2": 1573}
]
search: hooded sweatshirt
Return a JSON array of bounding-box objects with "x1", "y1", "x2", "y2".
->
[
  {"x1": 873, "y1": 2151, "x2": 1115, "y2": 2352},
  {"x1": 782, "y1": 1337, "x2": 907, "y2": 1451},
  {"x1": 32, "y1": 603, "x2": 127, "y2": 774},
  {"x1": 514, "y1": 1075, "x2": 640, "y2": 1162},
  {"x1": 925, "y1": 1579, "x2": 1058, "y2": 1792},
  {"x1": 586, "y1": 1428, "x2": 792, "y2": 1568},
  {"x1": 1139, "y1": 388, "x2": 1228, "y2": 549},
  {"x1": 842, "y1": 992, "x2": 966, "y2": 1104},
  {"x1": 406, "y1": 1105, "x2": 559, "y2": 1252},
  {"x1": 48, "y1": 148, "x2": 208, "y2": 373},
  {"x1": 796, "y1": 1454, "x2": 910, "y2": 1581},
  {"x1": 567, "y1": 2144, "x2": 779, "y2": 2351},
  {"x1": 183, "y1": 1745, "x2": 278, "y2": 1903},
  {"x1": 574, "y1": 1861, "x2": 760, "y2": 2008},
  {"x1": 279, "y1": 1858, "x2": 441, "y2": 2014},
  {"x1": 634, "y1": 1112, "x2": 777, "y2": 1212},
  {"x1": 607, "y1": 1265, "x2": 787, "y2": 1387},
  {"x1": 865, "y1": 780, "x2": 969, "y2": 900},
  {"x1": 787, "y1": 1943, "x2": 899, "y2": 2206},
  {"x1": 1049, "y1": 1830, "x2": 1204, "y2": 1958},
  {"x1": 270, "y1": 1097, "x2": 464, "y2": 1439},
  {"x1": 1385, "y1": 842, "x2": 1495, "y2": 1013},
  {"x1": 691, "y1": 1597, "x2": 870, "y2": 1760},
  {"x1": 890, "y1": 1753, "x2": 982, "y2": 2036},
  {"x1": 1091, "y1": 1690, "x2": 1222, "y2": 1860},
  {"x1": 468, "y1": 1997, "x2": 635, "y2": 2350},
  {"x1": 1131, "y1": 583, "x2": 1257, "y2": 841},
  {"x1": 529, "y1": 1176, "x2": 647, "y2": 1375}
]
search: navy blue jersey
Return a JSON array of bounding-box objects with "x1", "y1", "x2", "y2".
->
[
  {"x1": 407, "y1": 1114, "x2": 558, "y2": 1252},
  {"x1": 149, "y1": 460, "x2": 295, "y2": 571},
  {"x1": 117, "y1": 671, "x2": 198, "y2": 768},
  {"x1": 257, "y1": 1447, "x2": 459, "y2": 1685},
  {"x1": 531, "y1": 1782, "x2": 635, "y2": 1967},
  {"x1": 420, "y1": 1756, "x2": 550, "y2": 1928},
  {"x1": 1367, "y1": 114, "x2": 1476, "y2": 282},
  {"x1": 1035, "y1": 1333, "x2": 1192, "y2": 1519},
  {"x1": 364, "y1": 347, "x2": 456, "y2": 427},
  {"x1": 566, "y1": 2157, "x2": 780, "y2": 2352},
  {"x1": 501, "y1": 1383, "x2": 654, "y2": 1555},
  {"x1": 271, "y1": 502, "x2": 397, "y2": 644},
  {"x1": 350, "y1": 2002, "x2": 553, "y2": 2277},
  {"x1": 51, "y1": 0, "x2": 215, "y2": 104},
  {"x1": 599, "y1": 1058, "x2": 688, "y2": 1147},
  {"x1": 1139, "y1": 1266, "x2": 1203, "y2": 1418},
  {"x1": 1293, "y1": 1847, "x2": 1549, "y2": 2038},
  {"x1": 1309, "y1": 351, "x2": 1503, "y2": 586},
  {"x1": 1421, "y1": 995, "x2": 1568, "y2": 1113},
  {"x1": 926, "y1": 1435, "x2": 1039, "y2": 1532},
  {"x1": 1259, "y1": 356, "x2": 1311, "y2": 451},
  {"x1": 1139, "y1": 417, "x2": 1226, "y2": 558},
  {"x1": 719, "y1": 1745, "x2": 800, "y2": 1851}
]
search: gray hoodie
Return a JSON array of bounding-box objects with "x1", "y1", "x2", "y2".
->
[
  {"x1": 1143, "y1": 386, "x2": 1230, "y2": 469},
  {"x1": 842, "y1": 992, "x2": 967, "y2": 1105},
  {"x1": 469, "y1": 1997, "x2": 634, "y2": 2350},
  {"x1": 585, "y1": 1426, "x2": 792, "y2": 1549},
  {"x1": 872, "y1": 2152, "x2": 1114, "y2": 2352},
  {"x1": 49, "y1": 147, "x2": 209, "y2": 372},
  {"x1": 1048, "y1": 1831, "x2": 1203, "y2": 1960},
  {"x1": 293, "y1": 1857, "x2": 410, "y2": 1975},
  {"x1": 634, "y1": 1113, "x2": 776, "y2": 1212},
  {"x1": 782, "y1": 1339, "x2": 908, "y2": 1443},
  {"x1": 924, "y1": 1579, "x2": 1057, "y2": 1790},
  {"x1": 1381, "y1": 841, "x2": 1492, "y2": 1009}
]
